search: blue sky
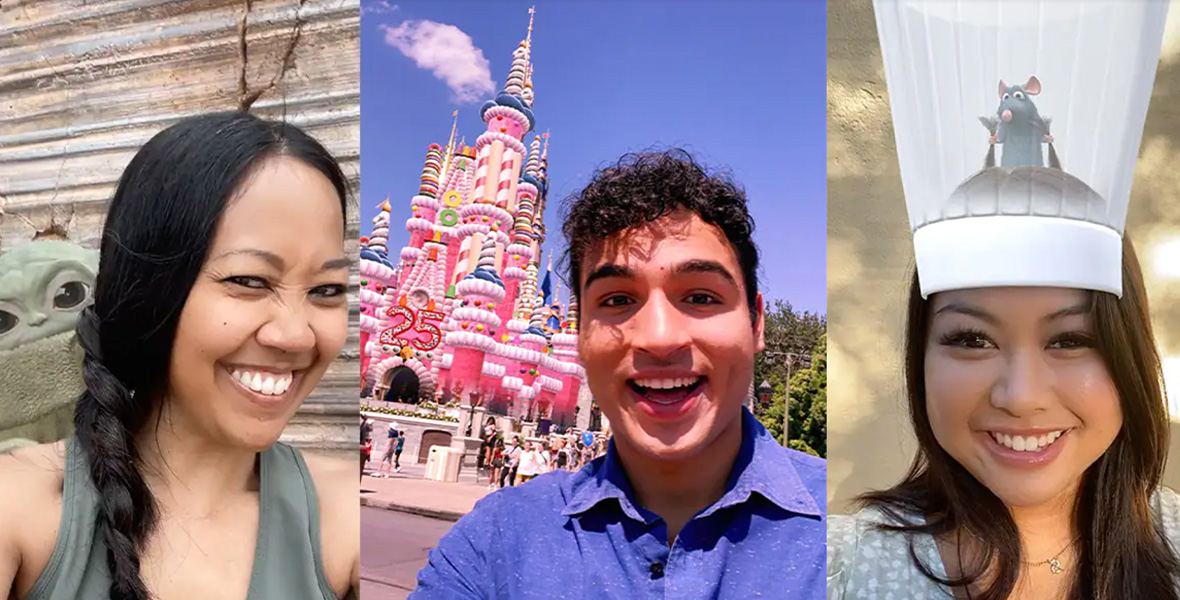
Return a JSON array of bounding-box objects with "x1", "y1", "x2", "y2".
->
[{"x1": 360, "y1": 0, "x2": 827, "y2": 315}]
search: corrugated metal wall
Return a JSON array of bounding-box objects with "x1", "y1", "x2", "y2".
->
[{"x1": 0, "y1": 0, "x2": 360, "y2": 456}]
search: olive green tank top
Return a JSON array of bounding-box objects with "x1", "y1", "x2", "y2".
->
[{"x1": 24, "y1": 437, "x2": 339, "y2": 600}]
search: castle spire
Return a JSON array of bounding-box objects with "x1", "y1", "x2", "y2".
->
[
  {"x1": 476, "y1": 234, "x2": 496, "y2": 270},
  {"x1": 554, "y1": 271, "x2": 561, "y2": 309},
  {"x1": 441, "y1": 110, "x2": 459, "y2": 180},
  {"x1": 505, "y1": 8, "x2": 535, "y2": 102},
  {"x1": 523, "y1": 9, "x2": 536, "y2": 106},
  {"x1": 526, "y1": 6, "x2": 535, "y2": 49},
  {"x1": 525, "y1": 135, "x2": 542, "y2": 178}
]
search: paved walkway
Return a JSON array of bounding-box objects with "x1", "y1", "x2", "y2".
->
[
  {"x1": 361, "y1": 508, "x2": 449, "y2": 599},
  {"x1": 361, "y1": 458, "x2": 499, "y2": 521}
]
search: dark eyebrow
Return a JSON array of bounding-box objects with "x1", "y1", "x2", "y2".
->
[
  {"x1": 213, "y1": 249, "x2": 284, "y2": 270},
  {"x1": 583, "y1": 263, "x2": 635, "y2": 292},
  {"x1": 935, "y1": 303, "x2": 996, "y2": 324},
  {"x1": 935, "y1": 302, "x2": 1089, "y2": 324},
  {"x1": 213, "y1": 249, "x2": 351, "y2": 273},
  {"x1": 1043, "y1": 304, "x2": 1089, "y2": 321},
  {"x1": 670, "y1": 259, "x2": 738, "y2": 288},
  {"x1": 321, "y1": 257, "x2": 352, "y2": 271}
]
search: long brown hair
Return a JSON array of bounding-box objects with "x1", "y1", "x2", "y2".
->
[{"x1": 858, "y1": 236, "x2": 1179, "y2": 599}]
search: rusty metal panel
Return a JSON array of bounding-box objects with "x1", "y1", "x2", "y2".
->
[{"x1": 0, "y1": 0, "x2": 360, "y2": 456}]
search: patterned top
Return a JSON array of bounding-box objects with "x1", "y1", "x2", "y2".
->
[{"x1": 827, "y1": 487, "x2": 1180, "y2": 598}]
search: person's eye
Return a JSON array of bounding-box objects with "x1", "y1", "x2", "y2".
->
[
  {"x1": 224, "y1": 276, "x2": 269, "y2": 290},
  {"x1": 685, "y1": 293, "x2": 721, "y2": 305},
  {"x1": 937, "y1": 328, "x2": 996, "y2": 350},
  {"x1": 600, "y1": 295, "x2": 634, "y2": 308},
  {"x1": 312, "y1": 284, "x2": 348, "y2": 299},
  {"x1": 1047, "y1": 332, "x2": 1095, "y2": 351}
]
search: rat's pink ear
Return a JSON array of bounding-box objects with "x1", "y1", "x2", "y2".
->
[
  {"x1": 998, "y1": 80, "x2": 1008, "y2": 97},
  {"x1": 1025, "y1": 76, "x2": 1041, "y2": 95}
]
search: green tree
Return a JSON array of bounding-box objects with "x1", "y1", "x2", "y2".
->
[
  {"x1": 753, "y1": 300, "x2": 826, "y2": 412},
  {"x1": 756, "y1": 334, "x2": 827, "y2": 458}
]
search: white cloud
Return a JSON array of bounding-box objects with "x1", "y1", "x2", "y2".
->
[
  {"x1": 381, "y1": 20, "x2": 495, "y2": 104},
  {"x1": 362, "y1": 1, "x2": 398, "y2": 15}
]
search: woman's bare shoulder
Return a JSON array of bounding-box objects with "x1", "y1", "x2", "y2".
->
[
  {"x1": 0, "y1": 441, "x2": 66, "y2": 507},
  {"x1": 300, "y1": 452, "x2": 358, "y2": 503},
  {"x1": 0, "y1": 442, "x2": 67, "y2": 596},
  {"x1": 300, "y1": 451, "x2": 359, "y2": 535},
  {"x1": 299, "y1": 451, "x2": 359, "y2": 596}
]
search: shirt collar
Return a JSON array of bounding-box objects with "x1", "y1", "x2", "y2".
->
[
  {"x1": 561, "y1": 407, "x2": 822, "y2": 522},
  {"x1": 561, "y1": 436, "x2": 657, "y2": 523},
  {"x1": 697, "y1": 407, "x2": 822, "y2": 519}
]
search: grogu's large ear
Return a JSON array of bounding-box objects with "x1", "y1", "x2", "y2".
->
[{"x1": 1025, "y1": 76, "x2": 1042, "y2": 95}]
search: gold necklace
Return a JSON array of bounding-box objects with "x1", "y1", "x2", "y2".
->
[
  {"x1": 1022, "y1": 537, "x2": 1079, "y2": 575},
  {"x1": 964, "y1": 529, "x2": 1078, "y2": 575}
]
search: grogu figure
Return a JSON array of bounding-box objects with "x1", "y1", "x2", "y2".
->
[{"x1": 0, "y1": 240, "x2": 99, "y2": 453}]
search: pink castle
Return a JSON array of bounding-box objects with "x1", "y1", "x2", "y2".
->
[{"x1": 359, "y1": 9, "x2": 585, "y2": 431}]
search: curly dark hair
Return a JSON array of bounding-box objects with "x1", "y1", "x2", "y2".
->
[{"x1": 560, "y1": 148, "x2": 759, "y2": 321}]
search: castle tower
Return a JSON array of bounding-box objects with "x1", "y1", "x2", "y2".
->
[
  {"x1": 363, "y1": 7, "x2": 583, "y2": 430},
  {"x1": 398, "y1": 144, "x2": 445, "y2": 291}
]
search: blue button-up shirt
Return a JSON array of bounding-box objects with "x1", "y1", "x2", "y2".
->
[{"x1": 410, "y1": 408, "x2": 826, "y2": 599}]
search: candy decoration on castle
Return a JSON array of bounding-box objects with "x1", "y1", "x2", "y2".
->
[{"x1": 360, "y1": 8, "x2": 586, "y2": 429}]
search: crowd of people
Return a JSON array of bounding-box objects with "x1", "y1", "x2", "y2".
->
[
  {"x1": 476, "y1": 417, "x2": 608, "y2": 490},
  {"x1": 359, "y1": 414, "x2": 608, "y2": 486}
]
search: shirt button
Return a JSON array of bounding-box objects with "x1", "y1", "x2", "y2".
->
[{"x1": 649, "y1": 562, "x2": 664, "y2": 579}]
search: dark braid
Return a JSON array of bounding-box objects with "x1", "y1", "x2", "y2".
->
[{"x1": 75, "y1": 307, "x2": 155, "y2": 600}]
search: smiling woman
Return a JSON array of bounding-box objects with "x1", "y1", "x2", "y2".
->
[
  {"x1": 0, "y1": 112, "x2": 360, "y2": 600},
  {"x1": 826, "y1": 1, "x2": 1180, "y2": 599}
]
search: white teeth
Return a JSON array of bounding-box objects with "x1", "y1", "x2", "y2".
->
[
  {"x1": 230, "y1": 369, "x2": 294, "y2": 397},
  {"x1": 990, "y1": 430, "x2": 1066, "y2": 452},
  {"x1": 633, "y1": 376, "x2": 701, "y2": 390}
]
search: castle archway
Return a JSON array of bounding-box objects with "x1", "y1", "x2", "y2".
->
[{"x1": 383, "y1": 365, "x2": 420, "y2": 403}]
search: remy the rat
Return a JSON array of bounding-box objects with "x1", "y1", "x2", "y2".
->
[{"x1": 980, "y1": 76, "x2": 1057, "y2": 168}]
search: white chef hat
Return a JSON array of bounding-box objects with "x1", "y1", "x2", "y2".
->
[{"x1": 873, "y1": 0, "x2": 1169, "y2": 298}]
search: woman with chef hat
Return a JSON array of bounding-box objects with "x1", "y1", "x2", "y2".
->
[{"x1": 828, "y1": 2, "x2": 1180, "y2": 598}]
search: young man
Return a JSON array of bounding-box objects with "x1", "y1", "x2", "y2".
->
[{"x1": 412, "y1": 150, "x2": 825, "y2": 598}]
